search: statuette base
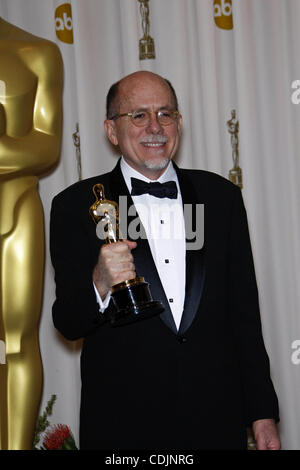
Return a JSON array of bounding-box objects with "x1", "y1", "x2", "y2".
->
[{"x1": 110, "y1": 278, "x2": 164, "y2": 326}]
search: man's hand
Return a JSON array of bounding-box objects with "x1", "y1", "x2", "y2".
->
[
  {"x1": 252, "y1": 418, "x2": 281, "y2": 450},
  {"x1": 93, "y1": 239, "x2": 137, "y2": 299}
]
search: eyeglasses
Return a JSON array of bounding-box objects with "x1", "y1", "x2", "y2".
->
[{"x1": 109, "y1": 109, "x2": 180, "y2": 127}]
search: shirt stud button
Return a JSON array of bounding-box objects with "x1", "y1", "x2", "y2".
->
[{"x1": 178, "y1": 336, "x2": 187, "y2": 344}]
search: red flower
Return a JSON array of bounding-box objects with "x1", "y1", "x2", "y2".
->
[{"x1": 43, "y1": 424, "x2": 72, "y2": 450}]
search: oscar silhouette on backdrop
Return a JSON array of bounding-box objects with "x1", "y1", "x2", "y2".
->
[{"x1": 0, "y1": 18, "x2": 62, "y2": 449}]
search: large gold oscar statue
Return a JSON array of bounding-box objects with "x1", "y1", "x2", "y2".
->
[{"x1": 0, "y1": 18, "x2": 63, "y2": 449}]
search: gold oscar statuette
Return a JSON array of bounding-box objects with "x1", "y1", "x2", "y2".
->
[
  {"x1": 138, "y1": 0, "x2": 155, "y2": 60},
  {"x1": 90, "y1": 184, "x2": 164, "y2": 326},
  {"x1": 72, "y1": 122, "x2": 82, "y2": 181},
  {"x1": 0, "y1": 18, "x2": 63, "y2": 449},
  {"x1": 227, "y1": 109, "x2": 243, "y2": 189}
]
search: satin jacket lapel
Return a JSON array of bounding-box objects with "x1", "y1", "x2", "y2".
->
[
  {"x1": 174, "y1": 165, "x2": 206, "y2": 335},
  {"x1": 109, "y1": 161, "x2": 177, "y2": 333}
]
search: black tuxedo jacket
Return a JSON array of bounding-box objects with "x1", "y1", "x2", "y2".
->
[{"x1": 50, "y1": 160, "x2": 279, "y2": 450}]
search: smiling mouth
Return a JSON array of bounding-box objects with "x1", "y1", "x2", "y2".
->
[
  {"x1": 141, "y1": 136, "x2": 168, "y2": 147},
  {"x1": 142, "y1": 142, "x2": 165, "y2": 147}
]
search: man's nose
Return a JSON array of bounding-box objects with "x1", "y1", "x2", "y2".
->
[{"x1": 146, "y1": 112, "x2": 163, "y2": 133}]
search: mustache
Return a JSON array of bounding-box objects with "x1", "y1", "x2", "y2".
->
[{"x1": 140, "y1": 135, "x2": 168, "y2": 144}]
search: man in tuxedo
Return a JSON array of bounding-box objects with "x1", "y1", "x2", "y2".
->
[{"x1": 50, "y1": 71, "x2": 280, "y2": 450}]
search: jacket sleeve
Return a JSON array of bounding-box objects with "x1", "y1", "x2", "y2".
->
[
  {"x1": 50, "y1": 191, "x2": 107, "y2": 341},
  {"x1": 228, "y1": 186, "x2": 279, "y2": 425}
]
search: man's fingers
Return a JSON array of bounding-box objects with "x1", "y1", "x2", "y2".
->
[
  {"x1": 123, "y1": 239, "x2": 137, "y2": 250},
  {"x1": 110, "y1": 270, "x2": 137, "y2": 286},
  {"x1": 102, "y1": 240, "x2": 137, "y2": 255},
  {"x1": 93, "y1": 240, "x2": 137, "y2": 296},
  {"x1": 252, "y1": 419, "x2": 281, "y2": 451}
]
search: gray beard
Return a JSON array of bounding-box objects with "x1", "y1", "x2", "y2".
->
[{"x1": 144, "y1": 157, "x2": 169, "y2": 171}]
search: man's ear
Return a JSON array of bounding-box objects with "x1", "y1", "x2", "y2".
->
[
  {"x1": 177, "y1": 114, "x2": 183, "y2": 136},
  {"x1": 104, "y1": 119, "x2": 118, "y2": 146}
]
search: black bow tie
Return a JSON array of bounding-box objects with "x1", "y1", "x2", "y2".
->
[{"x1": 130, "y1": 177, "x2": 178, "y2": 199}]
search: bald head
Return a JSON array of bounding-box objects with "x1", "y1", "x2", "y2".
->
[{"x1": 106, "y1": 71, "x2": 178, "y2": 119}]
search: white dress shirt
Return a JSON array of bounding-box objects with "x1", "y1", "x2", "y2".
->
[{"x1": 94, "y1": 157, "x2": 186, "y2": 330}]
